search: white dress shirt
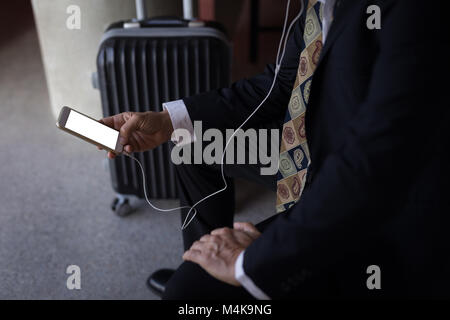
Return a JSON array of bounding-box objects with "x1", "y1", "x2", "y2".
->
[{"x1": 163, "y1": 0, "x2": 335, "y2": 299}]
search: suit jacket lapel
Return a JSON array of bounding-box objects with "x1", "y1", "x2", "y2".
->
[
  {"x1": 304, "y1": 0, "x2": 357, "y2": 163},
  {"x1": 316, "y1": 0, "x2": 356, "y2": 67}
]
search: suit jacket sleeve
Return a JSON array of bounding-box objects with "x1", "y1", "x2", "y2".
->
[
  {"x1": 182, "y1": 18, "x2": 305, "y2": 131},
  {"x1": 242, "y1": 0, "x2": 438, "y2": 298}
]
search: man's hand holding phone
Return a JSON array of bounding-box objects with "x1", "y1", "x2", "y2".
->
[{"x1": 100, "y1": 110, "x2": 174, "y2": 158}]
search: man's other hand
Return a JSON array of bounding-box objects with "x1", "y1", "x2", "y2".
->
[
  {"x1": 99, "y1": 110, "x2": 173, "y2": 158},
  {"x1": 183, "y1": 222, "x2": 261, "y2": 286}
]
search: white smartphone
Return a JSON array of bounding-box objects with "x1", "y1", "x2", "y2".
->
[{"x1": 56, "y1": 106, "x2": 123, "y2": 154}]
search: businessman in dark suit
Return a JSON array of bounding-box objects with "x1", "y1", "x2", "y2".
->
[{"x1": 101, "y1": 0, "x2": 449, "y2": 299}]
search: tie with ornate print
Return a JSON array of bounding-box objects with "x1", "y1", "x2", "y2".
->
[{"x1": 276, "y1": 0, "x2": 324, "y2": 213}]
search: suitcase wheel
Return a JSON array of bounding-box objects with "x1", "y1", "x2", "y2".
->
[{"x1": 111, "y1": 197, "x2": 133, "y2": 217}]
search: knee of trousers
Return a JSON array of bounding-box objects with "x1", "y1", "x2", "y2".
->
[{"x1": 162, "y1": 262, "x2": 209, "y2": 300}]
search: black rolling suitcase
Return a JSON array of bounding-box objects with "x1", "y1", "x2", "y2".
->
[{"x1": 95, "y1": 0, "x2": 231, "y2": 216}]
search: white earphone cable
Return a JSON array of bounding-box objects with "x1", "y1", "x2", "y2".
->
[
  {"x1": 125, "y1": 152, "x2": 195, "y2": 214},
  {"x1": 125, "y1": 0, "x2": 304, "y2": 230}
]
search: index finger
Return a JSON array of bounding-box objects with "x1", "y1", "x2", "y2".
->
[
  {"x1": 99, "y1": 116, "x2": 115, "y2": 129},
  {"x1": 182, "y1": 249, "x2": 205, "y2": 264},
  {"x1": 100, "y1": 114, "x2": 128, "y2": 131},
  {"x1": 233, "y1": 222, "x2": 261, "y2": 239}
]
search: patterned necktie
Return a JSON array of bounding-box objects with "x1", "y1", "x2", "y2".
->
[{"x1": 276, "y1": 0, "x2": 324, "y2": 213}]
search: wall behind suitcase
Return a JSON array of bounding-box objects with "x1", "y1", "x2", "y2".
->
[{"x1": 31, "y1": 0, "x2": 183, "y2": 120}]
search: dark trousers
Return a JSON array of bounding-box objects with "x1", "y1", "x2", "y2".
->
[{"x1": 163, "y1": 154, "x2": 277, "y2": 300}]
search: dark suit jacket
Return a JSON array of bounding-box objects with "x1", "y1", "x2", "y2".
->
[{"x1": 183, "y1": 0, "x2": 450, "y2": 298}]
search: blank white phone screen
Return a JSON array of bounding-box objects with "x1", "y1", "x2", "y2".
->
[{"x1": 65, "y1": 110, "x2": 119, "y2": 150}]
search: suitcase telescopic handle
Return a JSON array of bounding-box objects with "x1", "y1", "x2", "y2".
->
[
  {"x1": 182, "y1": 0, "x2": 194, "y2": 20},
  {"x1": 135, "y1": 0, "x2": 194, "y2": 20},
  {"x1": 135, "y1": 0, "x2": 147, "y2": 20}
]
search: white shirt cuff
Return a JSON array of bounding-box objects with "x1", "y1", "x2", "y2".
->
[
  {"x1": 162, "y1": 99, "x2": 196, "y2": 146},
  {"x1": 235, "y1": 250, "x2": 271, "y2": 300}
]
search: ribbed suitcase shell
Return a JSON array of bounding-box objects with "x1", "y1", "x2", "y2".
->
[{"x1": 97, "y1": 26, "x2": 231, "y2": 199}]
